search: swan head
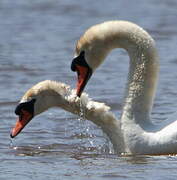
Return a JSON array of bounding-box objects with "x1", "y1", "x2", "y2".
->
[
  {"x1": 10, "y1": 80, "x2": 69, "y2": 138},
  {"x1": 71, "y1": 22, "x2": 114, "y2": 97},
  {"x1": 71, "y1": 39, "x2": 105, "y2": 97},
  {"x1": 71, "y1": 44, "x2": 107, "y2": 97},
  {"x1": 10, "y1": 94, "x2": 40, "y2": 138},
  {"x1": 71, "y1": 51, "x2": 93, "y2": 97},
  {"x1": 10, "y1": 98, "x2": 36, "y2": 138}
]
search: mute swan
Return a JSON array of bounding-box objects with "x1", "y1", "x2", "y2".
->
[
  {"x1": 71, "y1": 20, "x2": 177, "y2": 155},
  {"x1": 11, "y1": 21, "x2": 177, "y2": 155},
  {"x1": 10, "y1": 80, "x2": 124, "y2": 153}
]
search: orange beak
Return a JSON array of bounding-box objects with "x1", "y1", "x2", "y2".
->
[
  {"x1": 76, "y1": 65, "x2": 92, "y2": 97},
  {"x1": 10, "y1": 109, "x2": 33, "y2": 138}
]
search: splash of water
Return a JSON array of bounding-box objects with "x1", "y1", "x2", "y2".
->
[
  {"x1": 9, "y1": 138, "x2": 18, "y2": 150},
  {"x1": 9, "y1": 138, "x2": 13, "y2": 148},
  {"x1": 77, "y1": 99, "x2": 95, "y2": 148},
  {"x1": 101, "y1": 134, "x2": 114, "y2": 154}
]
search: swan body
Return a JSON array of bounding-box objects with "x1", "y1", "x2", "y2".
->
[
  {"x1": 11, "y1": 21, "x2": 177, "y2": 155},
  {"x1": 72, "y1": 20, "x2": 177, "y2": 155}
]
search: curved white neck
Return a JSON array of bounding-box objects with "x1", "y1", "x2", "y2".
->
[
  {"x1": 121, "y1": 39, "x2": 159, "y2": 125},
  {"x1": 34, "y1": 82, "x2": 124, "y2": 153},
  {"x1": 77, "y1": 21, "x2": 159, "y2": 125}
]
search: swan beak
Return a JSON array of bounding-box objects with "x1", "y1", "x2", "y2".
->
[
  {"x1": 76, "y1": 65, "x2": 92, "y2": 97},
  {"x1": 10, "y1": 110, "x2": 33, "y2": 138}
]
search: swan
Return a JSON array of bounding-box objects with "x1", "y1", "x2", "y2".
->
[
  {"x1": 10, "y1": 80, "x2": 124, "y2": 153},
  {"x1": 71, "y1": 20, "x2": 177, "y2": 155},
  {"x1": 11, "y1": 21, "x2": 177, "y2": 155}
]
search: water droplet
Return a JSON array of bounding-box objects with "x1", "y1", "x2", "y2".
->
[
  {"x1": 76, "y1": 99, "x2": 95, "y2": 148},
  {"x1": 13, "y1": 146, "x2": 18, "y2": 150},
  {"x1": 9, "y1": 139, "x2": 13, "y2": 148}
]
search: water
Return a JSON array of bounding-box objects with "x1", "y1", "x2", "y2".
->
[{"x1": 1, "y1": 0, "x2": 177, "y2": 179}]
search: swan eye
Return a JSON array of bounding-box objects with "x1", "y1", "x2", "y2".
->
[{"x1": 15, "y1": 99, "x2": 36, "y2": 116}]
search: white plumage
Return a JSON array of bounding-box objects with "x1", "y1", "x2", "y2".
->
[{"x1": 15, "y1": 21, "x2": 177, "y2": 155}]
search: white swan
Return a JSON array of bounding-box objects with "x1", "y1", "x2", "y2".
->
[
  {"x1": 71, "y1": 20, "x2": 177, "y2": 155},
  {"x1": 10, "y1": 80, "x2": 124, "y2": 153},
  {"x1": 11, "y1": 21, "x2": 177, "y2": 155}
]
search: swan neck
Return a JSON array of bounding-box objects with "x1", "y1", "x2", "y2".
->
[
  {"x1": 38, "y1": 89, "x2": 124, "y2": 153},
  {"x1": 121, "y1": 40, "x2": 159, "y2": 122},
  {"x1": 82, "y1": 21, "x2": 159, "y2": 124}
]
